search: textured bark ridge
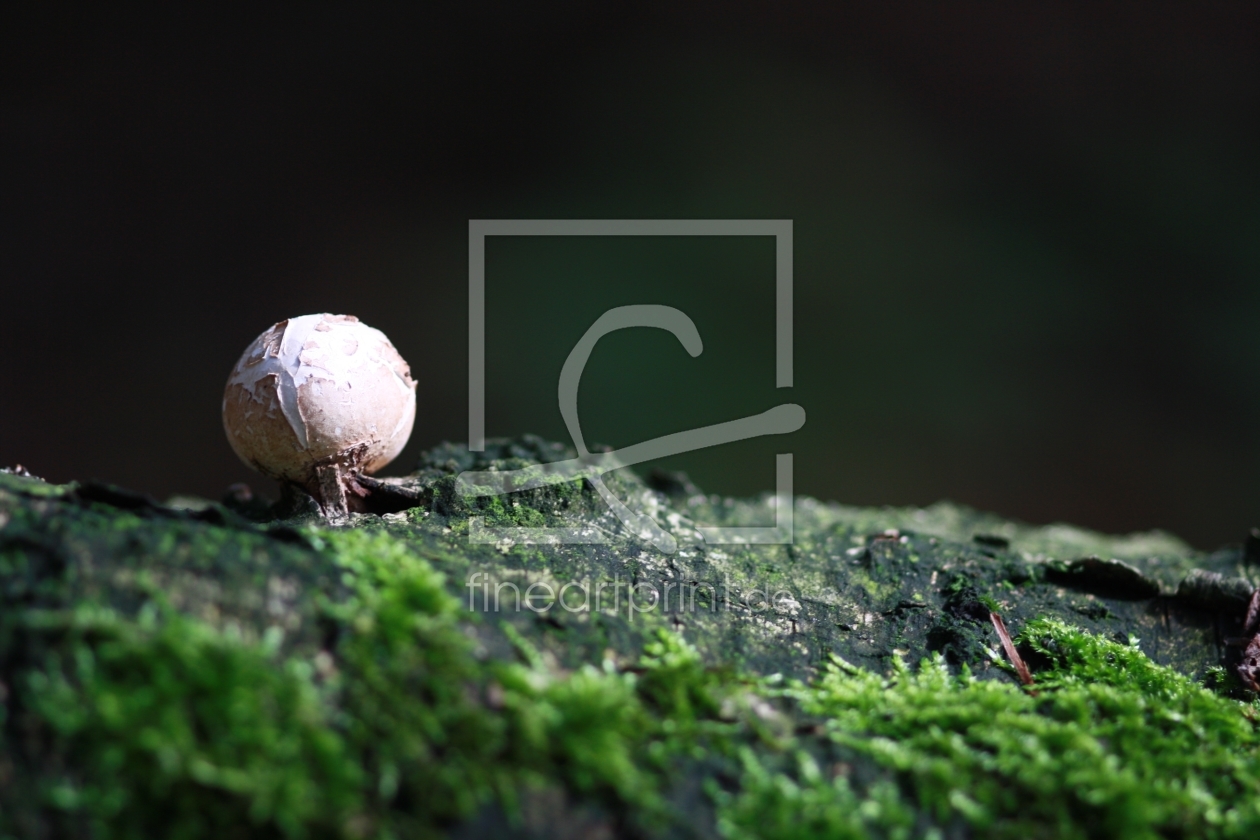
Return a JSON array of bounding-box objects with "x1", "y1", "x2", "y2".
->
[{"x1": 1, "y1": 438, "x2": 1258, "y2": 838}]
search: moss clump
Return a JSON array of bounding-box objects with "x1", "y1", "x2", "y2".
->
[
  {"x1": 714, "y1": 751, "x2": 915, "y2": 840},
  {"x1": 761, "y1": 619, "x2": 1260, "y2": 838},
  {"x1": 10, "y1": 606, "x2": 362, "y2": 839},
  {"x1": 321, "y1": 528, "x2": 758, "y2": 836}
]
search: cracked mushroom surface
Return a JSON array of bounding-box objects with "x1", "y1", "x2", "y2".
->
[{"x1": 223, "y1": 314, "x2": 416, "y2": 514}]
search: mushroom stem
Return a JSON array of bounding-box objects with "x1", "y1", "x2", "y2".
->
[{"x1": 316, "y1": 463, "x2": 351, "y2": 523}]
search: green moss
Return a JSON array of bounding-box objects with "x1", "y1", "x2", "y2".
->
[
  {"x1": 318, "y1": 533, "x2": 1260, "y2": 839},
  {"x1": 307, "y1": 530, "x2": 733, "y2": 836},
  {"x1": 0, "y1": 472, "x2": 69, "y2": 498},
  {"x1": 12, "y1": 605, "x2": 361, "y2": 839},
  {"x1": 4, "y1": 439, "x2": 1260, "y2": 837},
  {"x1": 713, "y1": 750, "x2": 915, "y2": 840},
  {"x1": 758, "y1": 619, "x2": 1260, "y2": 839}
]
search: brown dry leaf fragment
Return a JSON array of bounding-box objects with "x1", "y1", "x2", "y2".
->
[{"x1": 990, "y1": 611, "x2": 1035, "y2": 687}]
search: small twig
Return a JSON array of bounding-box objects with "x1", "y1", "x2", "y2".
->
[{"x1": 989, "y1": 611, "x2": 1035, "y2": 687}]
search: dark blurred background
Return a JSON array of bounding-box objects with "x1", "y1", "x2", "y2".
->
[{"x1": 2, "y1": 4, "x2": 1258, "y2": 549}]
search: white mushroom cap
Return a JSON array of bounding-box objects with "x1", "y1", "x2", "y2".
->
[{"x1": 223, "y1": 314, "x2": 416, "y2": 489}]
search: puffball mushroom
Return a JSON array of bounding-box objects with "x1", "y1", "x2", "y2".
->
[{"x1": 223, "y1": 314, "x2": 416, "y2": 520}]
